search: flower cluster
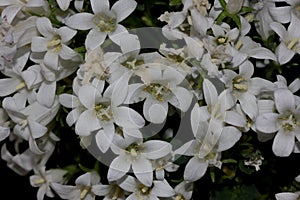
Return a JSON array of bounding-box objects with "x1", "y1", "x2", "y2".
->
[{"x1": 1, "y1": 0, "x2": 300, "y2": 199}]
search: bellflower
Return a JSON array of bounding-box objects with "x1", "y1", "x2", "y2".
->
[
  {"x1": 108, "y1": 134, "x2": 172, "y2": 186},
  {"x1": 65, "y1": 0, "x2": 137, "y2": 50},
  {"x1": 256, "y1": 89, "x2": 300, "y2": 157}
]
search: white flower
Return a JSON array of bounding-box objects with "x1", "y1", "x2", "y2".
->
[
  {"x1": 175, "y1": 120, "x2": 241, "y2": 182},
  {"x1": 118, "y1": 176, "x2": 175, "y2": 199},
  {"x1": 127, "y1": 67, "x2": 193, "y2": 124},
  {"x1": 51, "y1": 171, "x2": 103, "y2": 200},
  {"x1": 270, "y1": 14, "x2": 300, "y2": 64},
  {"x1": 30, "y1": 166, "x2": 67, "y2": 200},
  {"x1": 108, "y1": 134, "x2": 172, "y2": 186},
  {"x1": 65, "y1": 0, "x2": 137, "y2": 50},
  {"x1": 151, "y1": 153, "x2": 179, "y2": 180},
  {"x1": 31, "y1": 17, "x2": 78, "y2": 71},
  {"x1": 75, "y1": 78, "x2": 145, "y2": 152},
  {"x1": 221, "y1": 61, "x2": 274, "y2": 120},
  {"x1": 256, "y1": 89, "x2": 300, "y2": 157},
  {"x1": 275, "y1": 75, "x2": 300, "y2": 94},
  {"x1": 2, "y1": 97, "x2": 60, "y2": 154}
]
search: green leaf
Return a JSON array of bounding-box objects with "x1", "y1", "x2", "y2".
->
[
  {"x1": 222, "y1": 159, "x2": 238, "y2": 164},
  {"x1": 169, "y1": 0, "x2": 182, "y2": 6}
]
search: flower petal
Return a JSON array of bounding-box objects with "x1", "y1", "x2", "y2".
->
[
  {"x1": 142, "y1": 140, "x2": 172, "y2": 159},
  {"x1": 91, "y1": 0, "x2": 109, "y2": 14},
  {"x1": 217, "y1": 126, "x2": 241, "y2": 152},
  {"x1": 171, "y1": 86, "x2": 193, "y2": 112},
  {"x1": 152, "y1": 180, "x2": 175, "y2": 197},
  {"x1": 65, "y1": 13, "x2": 94, "y2": 30},
  {"x1": 95, "y1": 129, "x2": 114, "y2": 153},
  {"x1": 85, "y1": 29, "x2": 107, "y2": 50},
  {"x1": 203, "y1": 79, "x2": 218, "y2": 107},
  {"x1": 184, "y1": 157, "x2": 208, "y2": 182},
  {"x1": 132, "y1": 157, "x2": 153, "y2": 187},
  {"x1": 31, "y1": 37, "x2": 48, "y2": 52},
  {"x1": 256, "y1": 113, "x2": 280, "y2": 134},
  {"x1": 75, "y1": 110, "x2": 100, "y2": 136},
  {"x1": 111, "y1": 0, "x2": 137, "y2": 22},
  {"x1": 107, "y1": 155, "x2": 131, "y2": 182},
  {"x1": 274, "y1": 89, "x2": 295, "y2": 114},
  {"x1": 78, "y1": 85, "x2": 100, "y2": 109},
  {"x1": 239, "y1": 93, "x2": 258, "y2": 120},
  {"x1": 37, "y1": 81, "x2": 56, "y2": 108},
  {"x1": 36, "y1": 17, "x2": 54, "y2": 38},
  {"x1": 272, "y1": 128, "x2": 295, "y2": 157},
  {"x1": 0, "y1": 78, "x2": 22, "y2": 97},
  {"x1": 113, "y1": 106, "x2": 145, "y2": 128}
]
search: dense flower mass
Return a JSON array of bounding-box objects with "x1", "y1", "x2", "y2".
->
[{"x1": 1, "y1": 0, "x2": 300, "y2": 199}]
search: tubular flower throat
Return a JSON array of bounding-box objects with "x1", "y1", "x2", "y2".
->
[{"x1": 94, "y1": 103, "x2": 113, "y2": 121}]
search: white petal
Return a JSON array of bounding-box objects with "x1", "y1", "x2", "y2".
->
[
  {"x1": 1, "y1": 5, "x2": 21, "y2": 24},
  {"x1": 28, "y1": 119, "x2": 48, "y2": 139},
  {"x1": 0, "y1": 78, "x2": 22, "y2": 97},
  {"x1": 269, "y1": 7, "x2": 291, "y2": 24},
  {"x1": 36, "y1": 17, "x2": 54, "y2": 38},
  {"x1": 152, "y1": 180, "x2": 175, "y2": 197},
  {"x1": 272, "y1": 128, "x2": 295, "y2": 157},
  {"x1": 65, "y1": 13, "x2": 94, "y2": 30},
  {"x1": 111, "y1": 0, "x2": 137, "y2": 22},
  {"x1": 75, "y1": 110, "x2": 100, "y2": 136},
  {"x1": 37, "y1": 81, "x2": 56, "y2": 108},
  {"x1": 191, "y1": 103, "x2": 201, "y2": 136},
  {"x1": 90, "y1": 0, "x2": 109, "y2": 14},
  {"x1": 50, "y1": 183, "x2": 78, "y2": 199},
  {"x1": 277, "y1": 42, "x2": 295, "y2": 65},
  {"x1": 224, "y1": 111, "x2": 246, "y2": 127},
  {"x1": 59, "y1": 45, "x2": 77, "y2": 60},
  {"x1": 148, "y1": 102, "x2": 168, "y2": 124},
  {"x1": 275, "y1": 193, "x2": 299, "y2": 200},
  {"x1": 132, "y1": 157, "x2": 153, "y2": 187},
  {"x1": 118, "y1": 176, "x2": 137, "y2": 192},
  {"x1": 44, "y1": 50, "x2": 59, "y2": 70},
  {"x1": 108, "y1": 24, "x2": 128, "y2": 46},
  {"x1": 95, "y1": 129, "x2": 114, "y2": 153},
  {"x1": 171, "y1": 87, "x2": 193, "y2": 112},
  {"x1": 142, "y1": 140, "x2": 172, "y2": 159},
  {"x1": 274, "y1": 89, "x2": 295, "y2": 114},
  {"x1": 203, "y1": 79, "x2": 218, "y2": 107},
  {"x1": 85, "y1": 29, "x2": 107, "y2": 50},
  {"x1": 111, "y1": 72, "x2": 131, "y2": 106},
  {"x1": 78, "y1": 85, "x2": 99, "y2": 109},
  {"x1": 59, "y1": 94, "x2": 79, "y2": 108},
  {"x1": 217, "y1": 126, "x2": 241, "y2": 152},
  {"x1": 66, "y1": 108, "x2": 81, "y2": 126},
  {"x1": 107, "y1": 155, "x2": 131, "y2": 181},
  {"x1": 256, "y1": 113, "x2": 280, "y2": 134},
  {"x1": 249, "y1": 47, "x2": 277, "y2": 61},
  {"x1": 239, "y1": 61, "x2": 254, "y2": 79},
  {"x1": 56, "y1": 0, "x2": 71, "y2": 11},
  {"x1": 113, "y1": 106, "x2": 145, "y2": 128},
  {"x1": 92, "y1": 185, "x2": 110, "y2": 196},
  {"x1": 184, "y1": 157, "x2": 208, "y2": 182},
  {"x1": 31, "y1": 37, "x2": 48, "y2": 52},
  {"x1": 119, "y1": 34, "x2": 140, "y2": 55},
  {"x1": 239, "y1": 93, "x2": 258, "y2": 120}
]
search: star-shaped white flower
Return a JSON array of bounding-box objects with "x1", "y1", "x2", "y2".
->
[
  {"x1": 65, "y1": 0, "x2": 137, "y2": 50},
  {"x1": 256, "y1": 89, "x2": 300, "y2": 157}
]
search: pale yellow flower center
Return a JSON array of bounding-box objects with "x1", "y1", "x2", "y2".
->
[
  {"x1": 80, "y1": 186, "x2": 91, "y2": 200},
  {"x1": 144, "y1": 83, "x2": 170, "y2": 102},
  {"x1": 15, "y1": 82, "x2": 26, "y2": 91},
  {"x1": 279, "y1": 114, "x2": 300, "y2": 132},
  {"x1": 286, "y1": 38, "x2": 299, "y2": 50},
  {"x1": 232, "y1": 75, "x2": 248, "y2": 91},
  {"x1": 34, "y1": 178, "x2": 46, "y2": 185},
  {"x1": 47, "y1": 37, "x2": 62, "y2": 53},
  {"x1": 93, "y1": 14, "x2": 116, "y2": 33},
  {"x1": 94, "y1": 103, "x2": 113, "y2": 121}
]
